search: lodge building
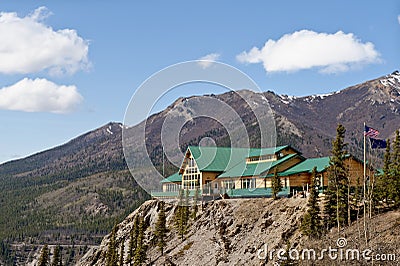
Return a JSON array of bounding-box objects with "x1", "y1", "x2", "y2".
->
[{"x1": 151, "y1": 145, "x2": 368, "y2": 199}]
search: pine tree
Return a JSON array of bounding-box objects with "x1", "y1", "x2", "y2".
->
[
  {"x1": 271, "y1": 168, "x2": 282, "y2": 200},
  {"x1": 126, "y1": 215, "x2": 139, "y2": 265},
  {"x1": 183, "y1": 189, "x2": 190, "y2": 226},
  {"x1": 375, "y1": 139, "x2": 391, "y2": 205},
  {"x1": 106, "y1": 225, "x2": 118, "y2": 266},
  {"x1": 154, "y1": 201, "x2": 167, "y2": 255},
  {"x1": 133, "y1": 216, "x2": 146, "y2": 266},
  {"x1": 191, "y1": 188, "x2": 199, "y2": 220},
  {"x1": 174, "y1": 189, "x2": 189, "y2": 240},
  {"x1": 324, "y1": 124, "x2": 349, "y2": 230},
  {"x1": 119, "y1": 244, "x2": 124, "y2": 266},
  {"x1": 390, "y1": 130, "x2": 400, "y2": 206},
  {"x1": 323, "y1": 179, "x2": 337, "y2": 230},
  {"x1": 51, "y1": 245, "x2": 61, "y2": 266},
  {"x1": 301, "y1": 167, "x2": 323, "y2": 237},
  {"x1": 38, "y1": 244, "x2": 49, "y2": 266}
]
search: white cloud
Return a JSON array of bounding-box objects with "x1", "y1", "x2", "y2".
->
[
  {"x1": 398, "y1": 15, "x2": 400, "y2": 25},
  {"x1": 237, "y1": 30, "x2": 380, "y2": 74},
  {"x1": 198, "y1": 53, "x2": 220, "y2": 68},
  {"x1": 0, "y1": 78, "x2": 83, "y2": 113},
  {"x1": 0, "y1": 7, "x2": 89, "y2": 75}
]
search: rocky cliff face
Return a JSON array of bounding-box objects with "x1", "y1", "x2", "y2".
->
[
  {"x1": 78, "y1": 198, "x2": 308, "y2": 265},
  {"x1": 78, "y1": 198, "x2": 400, "y2": 266}
]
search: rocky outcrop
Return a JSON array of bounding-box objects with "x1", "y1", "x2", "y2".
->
[
  {"x1": 79, "y1": 195, "x2": 400, "y2": 266},
  {"x1": 78, "y1": 198, "x2": 308, "y2": 265}
]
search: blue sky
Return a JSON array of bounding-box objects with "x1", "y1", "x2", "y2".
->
[{"x1": 0, "y1": 1, "x2": 399, "y2": 163}]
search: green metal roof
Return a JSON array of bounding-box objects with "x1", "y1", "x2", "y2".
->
[
  {"x1": 278, "y1": 157, "x2": 330, "y2": 176},
  {"x1": 218, "y1": 153, "x2": 300, "y2": 178},
  {"x1": 187, "y1": 145, "x2": 290, "y2": 173},
  {"x1": 160, "y1": 172, "x2": 181, "y2": 183}
]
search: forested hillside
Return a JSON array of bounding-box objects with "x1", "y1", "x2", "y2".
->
[{"x1": 1, "y1": 71, "x2": 399, "y2": 264}]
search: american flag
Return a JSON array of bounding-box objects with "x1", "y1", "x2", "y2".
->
[{"x1": 364, "y1": 125, "x2": 379, "y2": 138}]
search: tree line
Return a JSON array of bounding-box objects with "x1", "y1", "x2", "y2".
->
[
  {"x1": 301, "y1": 125, "x2": 400, "y2": 240},
  {"x1": 100, "y1": 188, "x2": 199, "y2": 265}
]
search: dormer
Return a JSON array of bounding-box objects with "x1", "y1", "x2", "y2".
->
[
  {"x1": 245, "y1": 145, "x2": 300, "y2": 164},
  {"x1": 246, "y1": 154, "x2": 277, "y2": 163}
]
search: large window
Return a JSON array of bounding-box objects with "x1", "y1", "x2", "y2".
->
[
  {"x1": 165, "y1": 183, "x2": 179, "y2": 192},
  {"x1": 223, "y1": 180, "x2": 235, "y2": 190},
  {"x1": 241, "y1": 178, "x2": 255, "y2": 189},
  {"x1": 247, "y1": 154, "x2": 276, "y2": 163},
  {"x1": 182, "y1": 157, "x2": 201, "y2": 190}
]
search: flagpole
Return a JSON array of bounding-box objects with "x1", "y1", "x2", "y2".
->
[
  {"x1": 363, "y1": 122, "x2": 367, "y2": 244},
  {"x1": 162, "y1": 146, "x2": 165, "y2": 178},
  {"x1": 363, "y1": 122, "x2": 366, "y2": 203}
]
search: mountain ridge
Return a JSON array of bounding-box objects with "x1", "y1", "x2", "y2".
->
[{"x1": 1, "y1": 71, "x2": 400, "y2": 264}]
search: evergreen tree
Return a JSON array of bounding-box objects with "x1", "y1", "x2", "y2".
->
[
  {"x1": 174, "y1": 189, "x2": 189, "y2": 240},
  {"x1": 271, "y1": 168, "x2": 282, "y2": 200},
  {"x1": 301, "y1": 167, "x2": 323, "y2": 237},
  {"x1": 126, "y1": 216, "x2": 139, "y2": 265},
  {"x1": 174, "y1": 190, "x2": 183, "y2": 240},
  {"x1": 324, "y1": 172, "x2": 338, "y2": 230},
  {"x1": 51, "y1": 245, "x2": 61, "y2": 266},
  {"x1": 133, "y1": 216, "x2": 146, "y2": 266},
  {"x1": 389, "y1": 130, "x2": 400, "y2": 206},
  {"x1": 183, "y1": 189, "x2": 190, "y2": 226},
  {"x1": 119, "y1": 244, "x2": 124, "y2": 266},
  {"x1": 38, "y1": 245, "x2": 49, "y2": 266},
  {"x1": 154, "y1": 201, "x2": 167, "y2": 255},
  {"x1": 324, "y1": 124, "x2": 349, "y2": 230},
  {"x1": 106, "y1": 225, "x2": 118, "y2": 266},
  {"x1": 375, "y1": 139, "x2": 391, "y2": 205},
  {"x1": 191, "y1": 188, "x2": 199, "y2": 220}
]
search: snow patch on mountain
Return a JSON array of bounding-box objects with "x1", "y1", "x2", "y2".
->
[
  {"x1": 106, "y1": 125, "x2": 113, "y2": 135},
  {"x1": 380, "y1": 71, "x2": 400, "y2": 91},
  {"x1": 279, "y1": 90, "x2": 340, "y2": 104},
  {"x1": 303, "y1": 91, "x2": 342, "y2": 103},
  {"x1": 278, "y1": 94, "x2": 298, "y2": 104}
]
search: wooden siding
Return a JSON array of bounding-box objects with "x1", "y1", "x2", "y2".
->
[
  {"x1": 284, "y1": 157, "x2": 370, "y2": 188},
  {"x1": 279, "y1": 147, "x2": 298, "y2": 157},
  {"x1": 346, "y1": 157, "x2": 372, "y2": 186},
  {"x1": 201, "y1": 171, "x2": 220, "y2": 185}
]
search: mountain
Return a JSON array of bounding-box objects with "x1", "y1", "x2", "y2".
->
[
  {"x1": 1, "y1": 71, "x2": 399, "y2": 264},
  {"x1": 0, "y1": 123, "x2": 149, "y2": 265},
  {"x1": 268, "y1": 70, "x2": 400, "y2": 159},
  {"x1": 125, "y1": 70, "x2": 400, "y2": 171}
]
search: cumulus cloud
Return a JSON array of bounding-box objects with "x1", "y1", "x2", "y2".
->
[
  {"x1": 0, "y1": 78, "x2": 83, "y2": 113},
  {"x1": 198, "y1": 53, "x2": 220, "y2": 68},
  {"x1": 398, "y1": 15, "x2": 400, "y2": 25},
  {"x1": 237, "y1": 30, "x2": 380, "y2": 74},
  {"x1": 0, "y1": 7, "x2": 89, "y2": 75}
]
